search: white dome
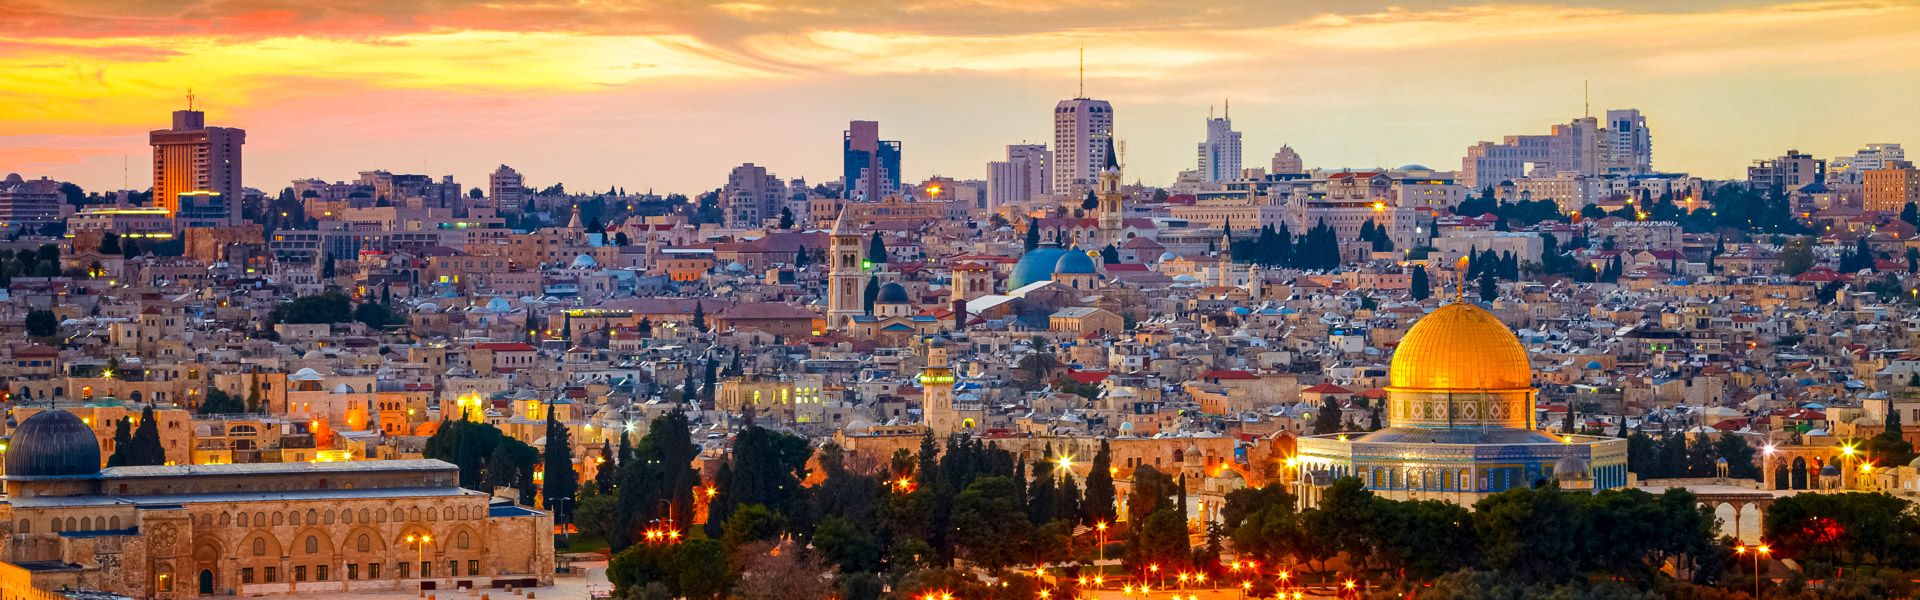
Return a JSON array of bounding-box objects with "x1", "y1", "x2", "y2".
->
[
  {"x1": 570, "y1": 254, "x2": 599, "y2": 269},
  {"x1": 726, "y1": 262, "x2": 746, "y2": 272},
  {"x1": 485, "y1": 297, "x2": 512, "y2": 313},
  {"x1": 290, "y1": 368, "x2": 324, "y2": 381}
]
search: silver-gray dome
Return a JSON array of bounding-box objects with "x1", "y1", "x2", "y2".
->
[{"x1": 5, "y1": 410, "x2": 102, "y2": 479}]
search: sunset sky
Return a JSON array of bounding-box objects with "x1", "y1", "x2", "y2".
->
[{"x1": 3, "y1": 0, "x2": 1917, "y2": 195}]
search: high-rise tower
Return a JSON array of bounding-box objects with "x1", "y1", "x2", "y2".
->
[
  {"x1": 1197, "y1": 101, "x2": 1243, "y2": 184},
  {"x1": 843, "y1": 121, "x2": 902, "y2": 201},
  {"x1": 1053, "y1": 98, "x2": 1114, "y2": 197},
  {"x1": 150, "y1": 92, "x2": 245, "y2": 221}
]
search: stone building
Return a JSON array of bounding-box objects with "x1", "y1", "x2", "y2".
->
[{"x1": 0, "y1": 410, "x2": 552, "y2": 598}]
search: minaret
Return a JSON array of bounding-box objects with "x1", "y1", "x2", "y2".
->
[
  {"x1": 922, "y1": 337, "x2": 960, "y2": 436},
  {"x1": 1097, "y1": 136, "x2": 1124, "y2": 245},
  {"x1": 827, "y1": 205, "x2": 866, "y2": 330}
]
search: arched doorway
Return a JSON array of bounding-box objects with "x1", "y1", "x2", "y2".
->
[
  {"x1": 1790, "y1": 457, "x2": 1808, "y2": 490},
  {"x1": 198, "y1": 569, "x2": 213, "y2": 594}
]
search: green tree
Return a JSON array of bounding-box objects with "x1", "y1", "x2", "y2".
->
[
  {"x1": 862, "y1": 275, "x2": 879, "y2": 315},
  {"x1": 1477, "y1": 265, "x2": 1498, "y2": 302},
  {"x1": 950, "y1": 475, "x2": 1032, "y2": 571},
  {"x1": 198, "y1": 388, "x2": 245, "y2": 414},
  {"x1": 118, "y1": 406, "x2": 167, "y2": 466},
  {"x1": 1778, "y1": 236, "x2": 1816, "y2": 275},
  {"x1": 1409, "y1": 265, "x2": 1430, "y2": 301},
  {"x1": 270, "y1": 292, "x2": 354, "y2": 324},
  {"x1": 720, "y1": 504, "x2": 787, "y2": 552},
  {"x1": 813, "y1": 516, "x2": 883, "y2": 573},
  {"x1": 104, "y1": 417, "x2": 135, "y2": 467},
  {"x1": 691, "y1": 301, "x2": 707, "y2": 332},
  {"x1": 867, "y1": 232, "x2": 889, "y2": 264},
  {"x1": 1472, "y1": 483, "x2": 1581, "y2": 582},
  {"x1": 1082, "y1": 439, "x2": 1117, "y2": 524},
  {"x1": 542, "y1": 408, "x2": 579, "y2": 517},
  {"x1": 1126, "y1": 465, "x2": 1178, "y2": 522},
  {"x1": 353, "y1": 302, "x2": 394, "y2": 329},
  {"x1": 1129, "y1": 509, "x2": 1190, "y2": 571},
  {"x1": 1024, "y1": 218, "x2": 1040, "y2": 251},
  {"x1": 24, "y1": 309, "x2": 57, "y2": 337},
  {"x1": 1311, "y1": 396, "x2": 1344, "y2": 435},
  {"x1": 778, "y1": 207, "x2": 795, "y2": 230}
]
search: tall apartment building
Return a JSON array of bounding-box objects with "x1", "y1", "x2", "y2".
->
[
  {"x1": 1833, "y1": 143, "x2": 1906, "y2": 184},
  {"x1": 987, "y1": 144, "x2": 1051, "y2": 209},
  {"x1": 1603, "y1": 109, "x2": 1652, "y2": 175},
  {"x1": 1863, "y1": 164, "x2": 1920, "y2": 214},
  {"x1": 1053, "y1": 98, "x2": 1114, "y2": 196},
  {"x1": 489, "y1": 165, "x2": 526, "y2": 212},
  {"x1": 1747, "y1": 150, "x2": 1826, "y2": 195},
  {"x1": 1197, "y1": 105, "x2": 1243, "y2": 184},
  {"x1": 0, "y1": 173, "x2": 64, "y2": 234},
  {"x1": 843, "y1": 121, "x2": 901, "y2": 201},
  {"x1": 725, "y1": 163, "x2": 787, "y2": 228},
  {"x1": 150, "y1": 104, "x2": 245, "y2": 221},
  {"x1": 1462, "y1": 110, "x2": 1649, "y2": 189},
  {"x1": 1272, "y1": 145, "x2": 1305, "y2": 175}
]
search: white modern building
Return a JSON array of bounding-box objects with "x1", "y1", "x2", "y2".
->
[
  {"x1": 1053, "y1": 98, "x2": 1114, "y2": 196},
  {"x1": 988, "y1": 144, "x2": 1052, "y2": 209},
  {"x1": 1197, "y1": 105, "x2": 1243, "y2": 184}
]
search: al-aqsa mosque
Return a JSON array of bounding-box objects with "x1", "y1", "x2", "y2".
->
[{"x1": 1294, "y1": 302, "x2": 1629, "y2": 505}]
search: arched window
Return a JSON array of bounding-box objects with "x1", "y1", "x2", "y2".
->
[
  {"x1": 304, "y1": 535, "x2": 319, "y2": 554},
  {"x1": 427, "y1": 509, "x2": 437, "y2": 522},
  {"x1": 306, "y1": 509, "x2": 318, "y2": 524},
  {"x1": 64, "y1": 518, "x2": 75, "y2": 532},
  {"x1": 253, "y1": 538, "x2": 267, "y2": 556},
  {"x1": 359, "y1": 509, "x2": 370, "y2": 523},
  {"x1": 272, "y1": 512, "x2": 284, "y2": 526},
  {"x1": 409, "y1": 508, "x2": 421, "y2": 522},
  {"x1": 80, "y1": 517, "x2": 92, "y2": 530},
  {"x1": 219, "y1": 512, "x2": 231, "y2": 525},
  {"x1": 110, "y1": 516, "x2": 121, "y2": 529},
  {"x1": 357, "y1": 534, "x2": 371, "y2": 552},
  {"x1": 238, "y1": 513, "x2": 249, "y2": 527},
  {"x1": 441, "y1": 507, "x2": 453, "y2": 521},
  {"x1": 18, "y1": 520, "x2": 29, "y2": 534},
  {"x1": 289, "y1": 511, "x2": 300, "y2": 526},
  {"x1": 341, "y1": 510, "x2": 352, "y2": 525},
  {"x1": 456, "y1": 531, "x2": 470, "y2": 549},
  {"x1": 322, "y1": 510, "x2": 334, "y2": 525}
]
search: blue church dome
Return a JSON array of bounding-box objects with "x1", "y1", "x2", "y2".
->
[
  {"x1": 1009, "y1": 243, "x2": 1068, "y2": 289},
  {"x1": 876, "y1": 282, "x2": 910, "y2": 304},
  {"x1": 1054, "y1": 248, "x2": 1097, "y2": 275}
]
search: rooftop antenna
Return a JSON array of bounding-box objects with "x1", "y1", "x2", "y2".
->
[
  {"x1": 1224, "y1": 97, "x2": 1230, "y2": 120},
  {"x1": 1078, "y1": 47, "x2": 1085, "y2": 98},
  {"x1": 1583, "y1": 79, "x2": 1589, "y2": 118},
  {"x1": 187, "y1": 87, "x2": 195, "y2": 111}
]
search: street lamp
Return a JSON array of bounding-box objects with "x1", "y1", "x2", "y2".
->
[
  {"x1": 406, "y1": 534, "x2": 432, "y2": 579},
  {"x1": 1095, "y1": 521, "x2": 1108, "y2": 563},
  {"x1": 1735, "y1": 544, "x2": 1770, "y2": 599}
]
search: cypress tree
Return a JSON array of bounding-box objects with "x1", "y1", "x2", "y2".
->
[
  {"x1": 105, "y1": 417, "x2": 134, "y2": 467},
  {"x1": 868, "y1": 232, "x2": 889, "y2": 264},
  {"x1": 1025, "y1": 218, "x2": 1040, "y2": 251},
  {"x1": 126, "y1": 405, "x2": 166, "y2": 466},
  {"x1": 542, "y1": 407, "x2": 578, "y2": 513},
  {"x1": 1083, "y1": 439, "x2": 1117, "y2": 524},
  {"x1": 1410, "y1": 265, "x2": 1430, "y2": 301}
]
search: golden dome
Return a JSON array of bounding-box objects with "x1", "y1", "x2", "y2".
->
[{"x1": 1388, "y1": 303, "x2": 1532, "y2": 392}]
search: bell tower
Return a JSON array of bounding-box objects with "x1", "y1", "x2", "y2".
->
[
  {"x1": 827, "y1": 205, "x2": 865, "y2": 330},
  {"x1": 1097, "y1": 136, "x2": 1124, "y2": 245}
]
